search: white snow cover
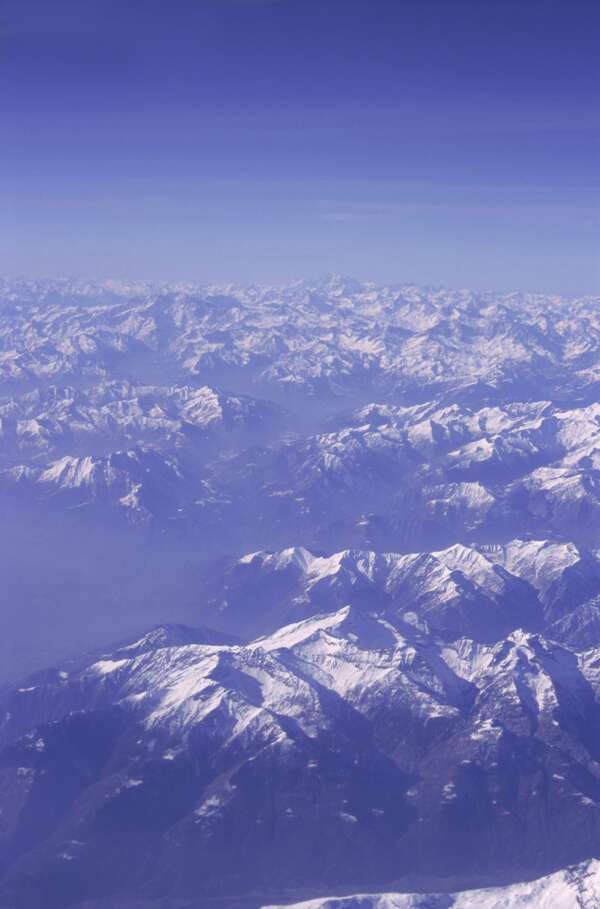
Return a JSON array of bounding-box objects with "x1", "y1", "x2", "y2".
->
[
  {"x1": 77, "y1": 599, "x2": 600, "y2": 745},
  {"x1": 482, "y1": 539, "x2": 581, "y2": 597}
]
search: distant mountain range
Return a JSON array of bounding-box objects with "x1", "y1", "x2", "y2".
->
[{"x1": 1, "y1": 276, "x2": 600, "y2": 906}]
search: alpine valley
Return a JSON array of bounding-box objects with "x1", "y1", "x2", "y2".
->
[{"x1": 1, "y1": 276, "x2": 600, "y2": 908}]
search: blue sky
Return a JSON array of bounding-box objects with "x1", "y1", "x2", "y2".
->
[{"x1": 1, "y1": 0, "x2": 599, "y2": 293}]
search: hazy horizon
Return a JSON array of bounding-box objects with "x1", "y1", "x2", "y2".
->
[{"x1": 2, "y1": 271, "x2": 599, "y2": 301}]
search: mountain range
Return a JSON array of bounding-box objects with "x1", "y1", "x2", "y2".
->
[{"x1": 1, "y1": 276, "x2": 600, "y2": 906}]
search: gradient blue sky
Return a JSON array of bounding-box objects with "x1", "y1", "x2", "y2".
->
[{"x1": 1, "y1": 0, "x2": 599, "y2": 293}]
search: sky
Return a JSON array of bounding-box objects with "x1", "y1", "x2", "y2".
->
[{"x1": 1, "y1": 0, "x2": 599, "y2": 294}]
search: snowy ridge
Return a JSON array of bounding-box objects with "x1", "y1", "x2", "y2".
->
[
  {"x1": 207, "y1": 539, "x2": 600, "y2": 643},
  {"x1": 262, "y1": 858, "x2": 600, "y2": 908}
]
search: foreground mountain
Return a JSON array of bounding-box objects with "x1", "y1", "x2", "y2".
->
[
  {"x1": 3, "y1": 605, "x2": 600, "y2": 907},
  {"x1": 262, "y1": 858, "x2": 600, "y2": 908}
]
